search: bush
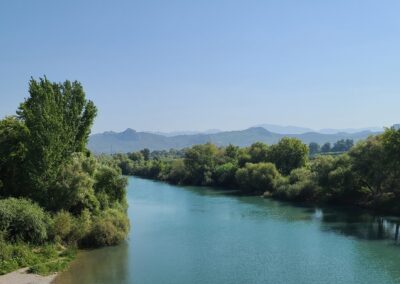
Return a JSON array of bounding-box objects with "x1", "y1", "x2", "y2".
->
[
  {"x1": 183, "y1": 143, "x2": 219, "y2": 185},
  {"x1": 0, "y1": 198, "x2": 48, "y2": 244},
  {"x1": 70, "y1": 209, "x2": 93, "y2": 245},
  {"x1": 84, "y1": 208, "x2": 129, "y2": 247},
  {"x1": 51, "y1": 210, "x2": 73, "y2": 243},
  {"x1": 311, "y1": 155, "x2": 359, "y2": 202},
  {"x1": 49, "y1": 209, "x2": 93, "y2": 245}
]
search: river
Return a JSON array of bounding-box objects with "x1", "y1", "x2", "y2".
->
[{"x1": 55, "y1": 176, "x2": 400, "y2": 284}]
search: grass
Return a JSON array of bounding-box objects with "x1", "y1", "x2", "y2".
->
[{"x1": 0, "y1": 242, "x2": 76, "y2": 276}]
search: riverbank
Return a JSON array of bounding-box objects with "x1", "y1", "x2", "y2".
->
[
  {"x1": 112, "y1": 132, "x2": 400, "y2": 216},
  {"x1": 0, "y1": 268, "x2": 57, "y2": 284},
  {"x1": 127, "y1": 174, "x2": 400, "y2": 219}
]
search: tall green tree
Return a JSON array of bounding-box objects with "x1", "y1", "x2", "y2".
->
[{"x1": 17, "y1": 77, "x2": 97, "y2": 204}]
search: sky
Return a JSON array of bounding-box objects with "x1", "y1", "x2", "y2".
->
[{"x1": 1, "y1": 0, "x2": 400, "y2": 134}]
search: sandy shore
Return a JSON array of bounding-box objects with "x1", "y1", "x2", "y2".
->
[{"x1": 0, "y1": 268, "x2": 57, "y2": 284}]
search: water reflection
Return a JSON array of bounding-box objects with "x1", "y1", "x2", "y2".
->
[
  {"x1": 182, "y1": 182, "x2": 400, "y2": 244},
  {"x1": 55, "y1": 242, "x2": 130, "y2": 284},
  {"x1": 317, "y1": 208, "x2": 400, "y2": 242}
]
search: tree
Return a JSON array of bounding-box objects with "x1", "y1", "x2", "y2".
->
[
  {"x1": 267, "y1": 138, "x2": 308, "y2": 175},
  {"x1": 237, "y1": 148, "x2": 251, "y2": 167},
  {"x1": 140, "y1": 148, "x2": 150, "y2": 161},
  {"x1": 164, "y1": 159, "x2": 186, "y2": 184},
  {"x1": 321, "y1": 142, "x2": 331, "y2": 153},
  {"x1": 17, "y1": 77, "x2": 97, "y2": 204},
  {"x1": 311, "y1": 154, "x2": 358, "y2": 202},
  {"x1": 235, "y1": 162, "x2": 280, "y2": 193},
  {"x1": 213, "y1": 162, "x2": 238, "y2": 187},
  {"x1": 183, "y1": 143, "x2": 219, "y2": 185},
  {"x1": 332, "y1": 139, "x2": 354, "y2": 152},
  {"x1": 94, "y1": 165, "x2": 127, "y2": 209},
  {"x1": 0, "y1": 78, "x2": 130, "y2": 250},
  {"x1": 248, "y1": 142, "x2": 269, "y2": 163},
  {"x1": 381, "y1": 127, "x2": 400, "y2": 169},
  {"x1": 0, "y1": 117, "x2": 28, "y2": 197},
  {"x1": 274, "y1": 167, "x2": 318, "y2": 201},
  {"x1": 128, "y1": 151, "x2": 144, "y2": 162},
  {"x1": 350, "y1": 129, "x2": 400, "y2": 203},
  {"x1": 309, "y1": 142, "x2": 320, "y2": 155},
  {"x1": 349, "y1": 136, "x2": 387, "y2": 197},
  {"x1": 224, "y1": 144, "x2": 239, "y2": 162},
  {"x1": 52, "y1": 153, "x2": 99, "y2": 214}
]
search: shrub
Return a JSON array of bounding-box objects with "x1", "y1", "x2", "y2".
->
[
  {"x1": 84, "y1": 208, "x2": 129, "y2": 247},
  {"x1": 51, "y1": 210, "x2": 73, "y2": 242},
  {"x1": 0, "y1": 241, "x2": 71, "y2": 276},
  {"x1": 70, "y1": 209, "x2": 92, "y2": 245},
  {"x1": 0, "y1": 198, "x2": 48, "y2": 244}
]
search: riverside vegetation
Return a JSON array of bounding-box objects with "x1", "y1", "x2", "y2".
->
[
  {"x1": 112, "y1": 130, "x2": 400, "y2": 215},
  {"x1": 0, "y1": 78, "x2": 129, "y2": 275}
]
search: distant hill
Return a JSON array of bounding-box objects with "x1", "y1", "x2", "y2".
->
[
  {"x1": 88, "y1": 127, "x2": 381, "y2": 154},
  {"x1": 255, "y1": 124, "x2": 314, "y2": 134}
]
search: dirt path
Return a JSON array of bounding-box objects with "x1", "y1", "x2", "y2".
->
[{"x1": 0, "y1": 268, "x2": 57, "y2": 284}]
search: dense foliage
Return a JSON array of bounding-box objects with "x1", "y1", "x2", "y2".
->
[
  {"x1": 114, "y1": 129, "x2": 400, "y2": 214},
  {"x1": 309, "y1": 139, "x2": 354, "y2": 155},
  {"x1": 0, "y1": 78, "x2": 129, "y2": 275}
]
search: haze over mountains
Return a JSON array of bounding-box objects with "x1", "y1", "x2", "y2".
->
[
  {"x1": 254, "y1": 124, "x2": 383, "y2": 134},
  {"x1": 88, "y1": 124, "x2": 384, "y2": 153}
]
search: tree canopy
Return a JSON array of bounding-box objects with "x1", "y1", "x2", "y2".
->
[
  {"x1": 0, "y1": 77, "x2": 129, "y2": 263},
  {"x1": 14, "y1": 78, "x2": 97, "y2": 203}
]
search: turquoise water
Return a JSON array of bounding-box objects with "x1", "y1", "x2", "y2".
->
[{"x1": 56, "y1": 177, "x2": 400, "y2": 284}]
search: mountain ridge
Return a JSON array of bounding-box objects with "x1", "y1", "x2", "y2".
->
[{"x1": 88, "y1": 126, "x2": 381, "y2": 153}]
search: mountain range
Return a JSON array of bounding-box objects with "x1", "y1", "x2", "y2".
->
[{"x1": 88, "y1": 125, "x2": 383, "y2": 154}]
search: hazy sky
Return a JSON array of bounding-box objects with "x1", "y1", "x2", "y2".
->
[{"x1": 1, "y1": 0, "x2": 399, "y2": 133}]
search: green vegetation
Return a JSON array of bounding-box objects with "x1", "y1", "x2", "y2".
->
[
  {"x1": 309, "y1": 139, "x2": 354, "y2": 155},
  {"x1": 0, "y1": 239, "x2": 76, "y2": 276},
  {"x1": 114, "y1": 129, "x2": 400, "y2": 214},
  {"x1": 0, "y1": 78, "x2": 129, "y2": 275}
]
